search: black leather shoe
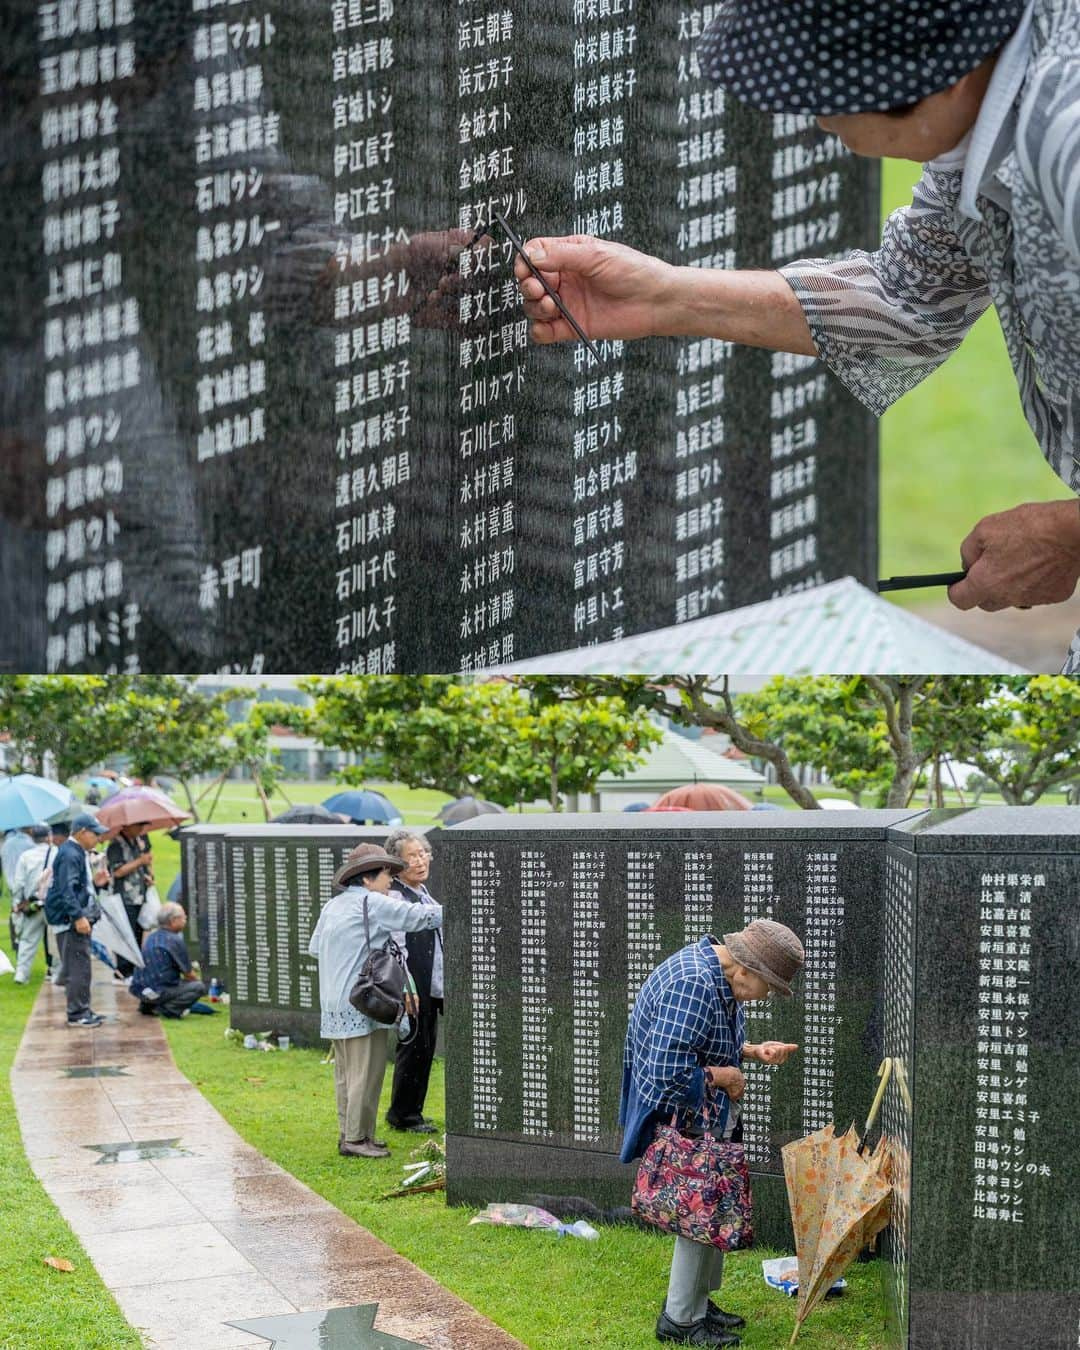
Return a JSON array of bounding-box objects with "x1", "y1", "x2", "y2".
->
[
  {"x1": 656, "y1": 1310, "x2": 740, "y2": 1347},
  {"x1": 705, "y1": 1302, "x2": 746, "y2": 1332}
]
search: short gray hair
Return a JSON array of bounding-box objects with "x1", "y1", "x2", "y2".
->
[
  {"x1": 384, "y1": 828, "x2": 429, "y2": 859},
  {"x1": 155, "y1": 902, "x2": 186, "y2": 929}
]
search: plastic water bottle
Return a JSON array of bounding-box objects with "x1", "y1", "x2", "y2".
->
[{"x1": 208, "y1": 978, "x2": 221, "y2": 1002}]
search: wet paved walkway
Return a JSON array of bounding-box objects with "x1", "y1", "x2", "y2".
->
[{"x1": 12, "y1": 969, "x2": 524, "y2": 1350}]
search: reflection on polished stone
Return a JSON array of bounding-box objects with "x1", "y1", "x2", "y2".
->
[
  {"x1": 85, "y1": 1138, "x2": 193, "y2": 1165},
  {"x1": 228, "y1": 1305, "x2": 429, "y2": 1349},
  {"x1": 62, "y1": 1065, "x2": 130, "y2": 1078}
]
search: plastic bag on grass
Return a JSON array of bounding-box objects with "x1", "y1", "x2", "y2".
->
[
  {"x1": 470, "y1": 1202, "x2": 599, "y2": 1239},
  {"x1": 762, "y1": 1257, "x2": 846, "y2": 1298}
]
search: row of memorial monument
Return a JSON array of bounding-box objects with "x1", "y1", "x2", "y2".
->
[{"x1": 178, "y1": 805, "x2": 1079, "y2": 1350}]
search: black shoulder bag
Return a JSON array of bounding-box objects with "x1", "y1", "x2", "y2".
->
[{"x1": 348, "y1": 897, "x2": 416, "y2": 1043}]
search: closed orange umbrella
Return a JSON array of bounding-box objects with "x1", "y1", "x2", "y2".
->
[
  {"x1": 648, "y1": 783, "x2": 752, "y2": 811},
  {"x1": 782, "y1": 1061, "x2": 895, "y2": 1344}
]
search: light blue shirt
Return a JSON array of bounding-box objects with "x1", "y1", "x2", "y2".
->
[
  {"x1": 307, "y1": 885, "x2": 443, "y2": 1040},
  {"x1": 2, "y1": 832, "x2": 34, "y2": 893}
]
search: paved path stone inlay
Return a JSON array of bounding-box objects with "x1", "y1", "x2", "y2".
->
[{"x1": 12, "y1": 970, "x2": 526, "y2": 1350}]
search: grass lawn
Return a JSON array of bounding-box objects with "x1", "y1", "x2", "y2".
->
[
  {"x1": 878, "y1": 159, "x2": 1073, "y2": 593},
  {"x1": 162, "y1": 1019, "x2": 891, "y2": 1350},
  {"x1": 0, "y1": 957, "x2": 145, "y2": 1349}
]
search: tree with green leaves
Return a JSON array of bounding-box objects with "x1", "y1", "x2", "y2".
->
[
  {"x1": 0, "y1": 675, "x2": 128, "y2": 783},
  {"x1": 106, "y1": 677, "x2": 235, "y2": 817},
  {"x1": 523, "y1": 675, "x2": 1013, "y2": 809},
  {"x1": 962, "y1": 675, "x2": 1080, "y2": 804},
  {"x1": 300, "y1": 676, "x2": 661, "y2": 809},
  {"x1": 734, "y1": 677, "x2": 892, "y2": 805}
]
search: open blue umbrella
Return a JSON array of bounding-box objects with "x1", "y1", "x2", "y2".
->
[
  {"x1": 0, "y1": 774, "x2": 74, "y2": 830},
  {"x1": 86, "y1": 775, "x2": 119, "y2": 796},
  {"x1": 321, "y1": 789, "x2": 403, "y2": 826}
]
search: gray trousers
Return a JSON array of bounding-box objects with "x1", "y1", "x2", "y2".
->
[
  {"x1": 666, "y1": 1238, "x2": 725, "y2": 1324},
  {"x1": 665, "y1": 1110, "x2": 738, "y2": 1324},
  {"x1": 154, "y1": 979, "x2": 206, "y2": 1017},
  {"x1": 333, "y1": 1030, "x2": 390, "y2": 1143},
  {"x1": 57, "y1": 928, "x2": 92, "y2": 1020},
  {"x1": 13, "y1": 909, "x2": 46, "y2": 981}
]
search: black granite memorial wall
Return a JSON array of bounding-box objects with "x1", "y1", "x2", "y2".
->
[
  {"x1": 441, "y1": 809, "x2": 922, "y2": 1249},
  {"x1": 1, "y1": 2, "x2": 878, "y2": 674},
  {"x1": 224, "y1": 822, "x2": 441, "y2": 1045},
  {"x1": 884, "y1": 807, "x2": 1080, "y2": 1350},
  {"x1": 178, "y1": 822, "x2": 230, "y2": 992}
]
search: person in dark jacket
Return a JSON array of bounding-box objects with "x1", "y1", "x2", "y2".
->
[
  {"x1": 384, "y1": 829, "x2": 442, "y2": 1133},
  {"x1": 44, "y1": 813, "x2": 109, "y2": 1027}
]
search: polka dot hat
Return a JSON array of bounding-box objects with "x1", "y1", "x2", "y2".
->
[{"x1": 699, "y1": 0, "x2": 1029, "y2": 116}]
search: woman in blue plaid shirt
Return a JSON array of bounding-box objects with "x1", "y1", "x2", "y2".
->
[{"x1": 620, "y1": 922, "x2": 804, "y2": 1348}]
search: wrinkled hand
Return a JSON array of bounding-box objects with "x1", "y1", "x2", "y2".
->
[
  {"x1": 74, "y1": 916, "x2": 91, "y2": 935},
  {"x1": 515, "y1": 234, "x2": 678, "y2": 344},
  {"x1": 405, "y1": 992, "x2": 418, "y2": 1018},
  {"x1": 948, "y1": 500, "x2": 1080, "y2": 612},
  {"x1": 756, "y1": 1041, "x2": 799, "y2": 1066},
  {"x1": 710, "y1": 1066, "x2": 746, "y2": 1101}
]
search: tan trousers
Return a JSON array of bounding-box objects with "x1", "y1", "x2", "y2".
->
[{"x1": 333, "y1": 1030, "x2": 390, "y2": 1143}]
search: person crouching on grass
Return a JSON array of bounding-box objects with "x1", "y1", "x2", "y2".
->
[{"x1": 621, "y1": 921, "x2": 804, "y2": 1348}]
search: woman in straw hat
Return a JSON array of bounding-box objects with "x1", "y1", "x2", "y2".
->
[{"x1": 308, "y1": 843, "x2": 443, "y2": 1159}]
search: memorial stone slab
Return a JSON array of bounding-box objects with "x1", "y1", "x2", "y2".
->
[
  {"x1": 441, "y1": 810, "x2": 922, "y2": 1248},
  {"x1": 179, "y1": 823, "x2": 231, "y2": 992},
  {"x1": 224, "y1": 823, "x2": 442, "y2": 1046},
  {"x1": 884, "y1": 807, "x2": 1080, "y2": 1350},
  {"x1": 1, "y1": 1, "x2": 877, "y2": 674}
]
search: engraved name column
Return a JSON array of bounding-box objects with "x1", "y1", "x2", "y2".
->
[
  {"x1": 329, "y1": 0, "x2": 408, "y2": 675},
  {"x1": 455, "y1": 4, "x2": 524, "y2": 673},
  {"x1": 972, "y1": 869, "x2": 1049, "y2": 1228},
  {"x1": 520, "y1": 847, "x2": 552, "y2": 1137},
  {"x1": 802, "y1": 848, "x2": 841, "y2": 1131},
  {"x1": 741, "y1": 846, "x2": 778, "y2": 1165},
  {"x1": 767, "y1": 115, "x2": 847, "y2": 595},
  {"x1": 39, "y1": 0, "x2": 137, "y2": 673},
  {"x1": 468, "y1": 848, "x2": 500, "y2": 1130},
  {"x1": 671, "y1": 3, "x2": 733, "y2": 627},
  {"x1": 568, "y1": 1, "x2": 636, "y2": 644}
]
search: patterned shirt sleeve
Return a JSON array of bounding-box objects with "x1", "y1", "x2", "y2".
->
[
  {"x1": 778, "y1": 166, "x2": 993, "y2": 416},
  {"x1": 1016, "y1": 54, "x2": 1080, "y2": 266},
  {"x1": 640, "y1": 976, "x2": 718, "y2": 1112}
]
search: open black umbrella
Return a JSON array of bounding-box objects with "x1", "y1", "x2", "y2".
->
[
  {"x1": 438, "y1": 796, "x2": 508, "y2": 826},
  {"x1": 271, "y1": 804, "x2": 344, "y2": 825}
]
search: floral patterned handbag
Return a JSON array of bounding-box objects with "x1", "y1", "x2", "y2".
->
[{"x1": 632, "y1": 1106, "x2": 754, "y2": 1250}]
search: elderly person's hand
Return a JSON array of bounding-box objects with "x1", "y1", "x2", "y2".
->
[
  {"x1": 754, "y1": 1042, "x2": 800, "y2": 1065},
  {"x1": 515, "y1": 235, "x2": 678, "y2": 344},
  {"x1": 707, "y1": 1065, "x2": 746, "y2": 1101},
  {"x1": 948, "y1": 500, "x2": 1080, "y2": 612}
]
